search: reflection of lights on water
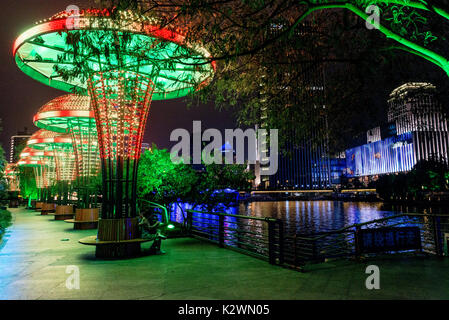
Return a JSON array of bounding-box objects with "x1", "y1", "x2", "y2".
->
[{"x1": 169, "y1": 201, "x2": 431, "y2": 236}]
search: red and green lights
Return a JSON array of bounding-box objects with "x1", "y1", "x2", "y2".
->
[{"x1": 13, "y1": 8, "x2": 215, "y2": 219}]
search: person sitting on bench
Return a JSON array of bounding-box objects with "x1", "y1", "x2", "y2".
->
[{"x1": 139, "y1": 210, "x2": 167, "y2": 254}]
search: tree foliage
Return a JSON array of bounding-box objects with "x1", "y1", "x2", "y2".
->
[
  {"x1": 97, "y1": 0, "x2": 449, "y2": 152},
  {"x1": 376, "y1": 157, "x2": 449, "y2": 200},
  {"x1": 73, "y1": 171, "x2": 102, "y2": 208},
  {"x1": 17, "y1": 166, "x2": 38, "y2": 200},
  {"x1": 137, "y1": 145, "x2": 254, "y2": 210},
  {"x1": 137, "y1": 145, "x2": 198, "y2": 208}
]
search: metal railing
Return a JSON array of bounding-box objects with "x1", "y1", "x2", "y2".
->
[
  {"x1": 284, "y1": 213, "x2": 449, "y2": 269},
  {"x1": 138, "y1": 199, "x2": 169, "y2": 224},
  {"x1": 186, "y1": 209, "x2": 284, "y2": 265},
  {"x1": 184, "y1": 210, "x2": 449, "y2": 271}
]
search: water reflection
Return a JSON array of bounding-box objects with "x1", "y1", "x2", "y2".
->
[
  {"x1": 171, "y1": 201, "x2": 449, "y2": 257},
  {"x1": 238, "y1": 201, "x2": 395, "y2": 235},
  {"x1": 171, "y1": 200, "x2": 448, "y2": 236}
]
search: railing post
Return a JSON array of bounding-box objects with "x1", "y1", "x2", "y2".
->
[
  {"x1": 433, "y1": 215, "x2": 443, "y2": 257},
  {"x1": 219, "y1": 214, "x2": 225, "y2": 248},
  {"x1": 268, "y1": 220, "x2": 275, "y2": 265},
  {"x1": 293, "y1": 234, "x2": 297, "y2": 265},
  {"x1": 355, "y1": 226, "x2": 361, "y2": 258},
  {"x1": 311, "y1": 238, "x2": 318, "y2": 260},
  {"x1": 186, "y1": 210, "x2": 193, "y2": 235},
  {"x1": 278, "y1": 220, "x2": 284, "y2": 265}
]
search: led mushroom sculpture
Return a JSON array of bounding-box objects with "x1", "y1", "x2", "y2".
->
[{"x1": 14, "y1": 8, "x2": 215, "y2": 258}]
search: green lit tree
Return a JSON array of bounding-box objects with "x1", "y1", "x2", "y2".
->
[
  {"x1": 17, "y1": 166, "x2": 39, "y2": 203},
  {"x1": 137, "y1": 145, "x2": 198, "y2": 209},
  {"x1": 191, "y1": 163, "x2": 254, "y2": 211},
  {"x1": 137, "y1": 146, "x2": 254, "y2": 213},
  {"x1": 408, "y1": 157, "x2": 449, "y2": 193},
  {"x1": 376, "y1": 157, "x2": 449, "y2": 201}
]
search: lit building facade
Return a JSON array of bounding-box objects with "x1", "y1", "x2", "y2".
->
[
  {"x1": 346, "y1": 132, "x2": 415, "y2": 177},
  {"x1": 346, "y1": 82, "x2": 449, "y2": 178},
  {"x1": 141, "y1": 142, "x2": 151, "y2": 154},
  {"x1": 267, "y1": 114, "x2": 332, "y2": 189},
  {"x1": 9, "y1": 127, "x2": 33, "y2": 163},
  {"x1": 256, "y1": 22, "x2": 332, "y2": 189},
  {"x1": 261, "y1": 80, "x2": 332, "y2": 189}
]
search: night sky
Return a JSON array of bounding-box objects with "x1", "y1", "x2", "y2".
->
[{"x1": 0, "y1": 0, "x2": 236, "y2": 160}]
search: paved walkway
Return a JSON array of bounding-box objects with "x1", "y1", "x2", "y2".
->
[{"x1": 0, "y1": 207, "x2": 448, "y2": 300}]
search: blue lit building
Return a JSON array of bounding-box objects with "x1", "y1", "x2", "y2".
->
[
  {"x1": 346, "y1": 132, "x2": 415, "y2": 177},
  {"x1": 330, "y1": 157, "x2": 346, "y2": 184},
  {"x1": 345, "y1": 82, "x2": 449, "y2": 178},
  {"x1": 268, "y1": 123, "x2": 332, "y2": 189}
]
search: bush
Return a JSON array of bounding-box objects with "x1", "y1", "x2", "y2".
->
[
  {"x1": 375, "y1": 158, "x2": 449, "y2": 201},
  {"x1": 0, "y1": 209, "x2": 12, "y2": 241}
]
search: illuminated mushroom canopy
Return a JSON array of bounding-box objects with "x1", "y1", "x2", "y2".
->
[
  {"x1": 4, "y1": 163, "x2": 19, "y2": 191},
  {"x1": 13, "y1": 8, "x2": 215, "y2": 100},
  {"x1": 4, "y1": 163, "x2": 17, "y2": 176},
  {"x1": 33, "y1": 94, "x2": 100, "y2": 178},
  {"x1": 27, "y1": 129, "x2": 72, "y2": 150},
  {"x1": 14, "y1": 8, "x2": 215, "y2": 221},
  {"x1": 27, "y1": 130, "x2": 76, "y2": 183},
  {"x1": 20, "y1": 146, "x2": 53, "y2": 159},
  {"x1": 17, "y1": 158, "x2": 44, "y2": 167}
]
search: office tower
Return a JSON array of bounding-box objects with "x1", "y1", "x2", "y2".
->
[{"x1": 9, "y1": 127, "x2": 33, "y2": 163}]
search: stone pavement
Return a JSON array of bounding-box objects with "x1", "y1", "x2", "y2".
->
[{"x1": 0, "y1": 207, "x2": 448, "y2": 300}]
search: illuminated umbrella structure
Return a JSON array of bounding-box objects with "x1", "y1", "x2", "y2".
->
[
  {"x1": 33, "y1": 94, "x2": 101, "y2": 225},
  {"x1": 4, "y1": 163, "x2": 19, "y2": 192},
  {"x1": 4, "y1": 163, "x2": 20, "y2": 208},
  {"x1": 27, "y1": 130, "x2": 75, "y2": 216},
  {"x1": 14, "y1": 8, "x2": 215, "y2": 258},
  {"x1": 17, "y1": 152, "x2": 51, "y2": 212}
]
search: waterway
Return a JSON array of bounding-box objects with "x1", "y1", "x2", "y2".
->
[{"x1": 171, "y1": 200, "x2": 448, "y2": 235}]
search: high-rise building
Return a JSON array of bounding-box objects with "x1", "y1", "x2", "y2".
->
[
  {"x1": 254, "y1": 21, "x2": 332, "y2": 190},
  {"x1": 141, "y1": 142, "x2": 151, "y2": 154},
  {"x1": 346, "y1": 82, "x2": 449, "y2": 178},
  {"x1": 9, "y1": 127, "x2": 33, "y2": 163},
  {"x1": 266, "y1": 104, "x2": 331, "y2": 189},
  {"x1": 388, "y1": 82, "x2": 449, "y2": 163}
]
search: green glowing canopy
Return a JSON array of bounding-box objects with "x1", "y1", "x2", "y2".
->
[{"x1": 13, "y1": 9, "x2": 215, "y2": 100}]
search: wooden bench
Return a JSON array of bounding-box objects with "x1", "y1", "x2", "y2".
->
[
  {"x1": 53, "y1": 205, "x2": 75, "y2": 220},
  {"x1": 54, "y1": 213, "x2": 75, "y2": 220},
  {"x1": 35, "y1": 202, "x2": 43, "y2": 212},
  {"x1": 79, "y1": 235, "x2": 153, "y2": 259},
  {"x1": 64, "y1": 208, "x2": 99, "y2": 229},
  {"x1": 79, "y1": 235, "x2": 153, "y2": 245},
  {"x1": 40, "y1": 203, "x2": 56, "y2": 215},
  {"x1": 65, "y1": 219, "x2": 98, "y2": 230}
]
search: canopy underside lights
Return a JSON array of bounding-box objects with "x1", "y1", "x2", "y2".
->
[
  {"x1": 33, "y1": 94, "x2": 100, "y2": 179},
  {"x1": 13, "y1": 9, "x2": 215, "y2": 100}
]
